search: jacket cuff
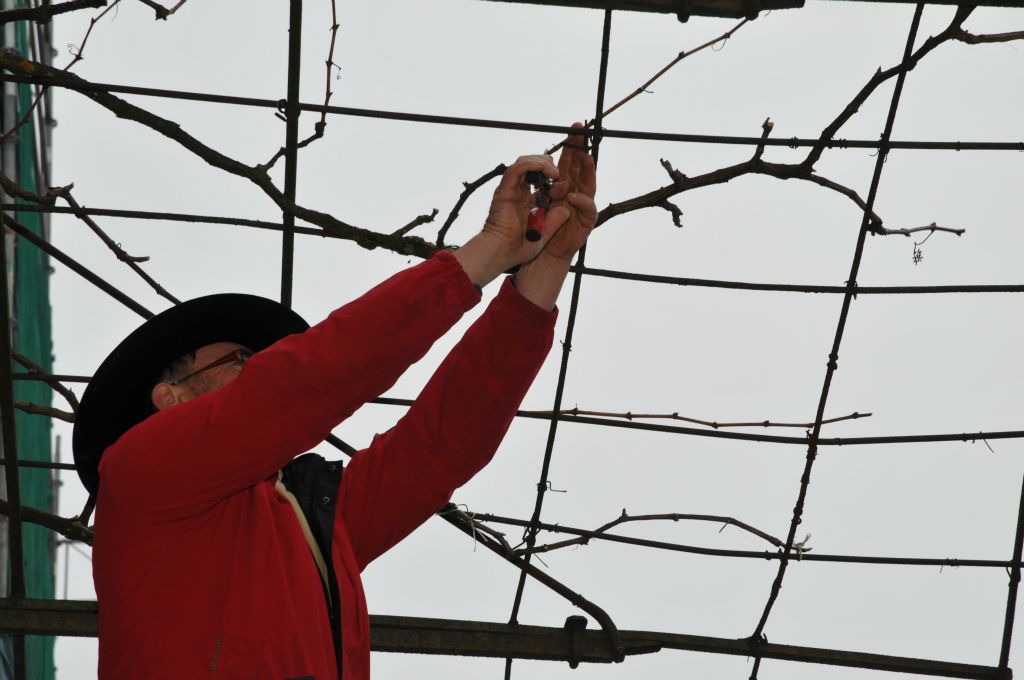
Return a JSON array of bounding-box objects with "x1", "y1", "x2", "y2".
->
[
  {"x1": 497, "y1": 275, "x2": 559, "y2": 326},
  {"x1": 431, "y1": 249, "x2": 483, "y2": 308}
]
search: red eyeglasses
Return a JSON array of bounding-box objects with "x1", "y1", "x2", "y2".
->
[{"x1": 168, "y1": 348, "x2": 254, "y2": 386}]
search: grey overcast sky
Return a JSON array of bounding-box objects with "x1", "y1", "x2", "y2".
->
[{"x1": 36, "y1": 0, "x2": 1024, "y2": 677}]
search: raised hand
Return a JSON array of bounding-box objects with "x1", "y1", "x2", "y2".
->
[
  {"x1": 452, "y1": 124, "x2": 598, "y2": 307},
  {"x1": 539, "y1": 122, "x2": 598, "y2": 264}
]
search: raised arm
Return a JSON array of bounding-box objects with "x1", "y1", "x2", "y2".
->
[
  {"x1": 102, "y1": 133, "x2": 595, "y2": 519},
  {"x1": 338, "y1": 129, "x2": 599, "y2": 567},
  {"x1": 339, "y1": 277, "x2": 556, "y2": 569},
  {"x1": 101, "y1": 251, "x2": 483, "y2": 517}
]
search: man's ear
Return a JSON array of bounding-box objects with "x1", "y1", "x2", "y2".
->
[{"x1": 150, "y1": 383, "x2": 179, "y2": 412}]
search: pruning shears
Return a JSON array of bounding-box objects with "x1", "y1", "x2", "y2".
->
[{"x1": 524, "y1": 171, "x2": 553, "y2": 242}]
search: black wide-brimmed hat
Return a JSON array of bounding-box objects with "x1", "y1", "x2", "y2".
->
[{"x1": 72, "y1": 294, "x2": 309, "y2": 494}]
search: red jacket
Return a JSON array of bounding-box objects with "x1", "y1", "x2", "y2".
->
[{"x1": 93, "y1": 252, "x2": 555, "y2": 679}]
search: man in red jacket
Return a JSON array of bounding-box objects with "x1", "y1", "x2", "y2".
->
[{"x1": 72, "y1": 133, "x2": 597, "y2": 679}]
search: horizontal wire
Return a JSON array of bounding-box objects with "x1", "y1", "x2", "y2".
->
[
  {"x1": 9, "y1": 384, "x2": 1021, "y2": 449},
  {"x1": 6, "y1": 205, "x2": 1022, "y2": 296},
  {"x1": 575, "y1": 265, "x2": 1024, "y2": 295},
  {"x1": 0, "y1": 203, "x2": 321, "y2": 237},
  {"x1": 1, "y1": 74, "x2": 1020, "y2": 152},
  {"x1": 373, "y1": 398, "x2": 1024, "y2": 447},
  {"x1": 474, "y1": 512, "x2": 1015, "y2": 569},
  {"x1": 548, "y1": 412, "x2": 1024, "y2": 446}
]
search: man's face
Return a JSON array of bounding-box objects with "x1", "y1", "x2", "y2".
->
[
  {"x1": 184, "y1": 342, "x2": 250, "y2": 394},
  {"x1": 151, "y1": 341, "x2": 249, "y2": 411}
]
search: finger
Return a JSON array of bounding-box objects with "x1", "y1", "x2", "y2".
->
[
  {"x1": 556, "y1": 123, "x2": 583, "y2": 164},
  {"x1": 569, "y1": 124, "x2": 593, "y2": 191},
  {"x1": 550, "y1": 152, "x2": 589, "y2": 204},
  {"x1": 564, "y1": 121, "x2": 587, "y2": 153},
  {"x1": 555, "y1": 154, "x2": 573, "y2": 198},
  {"x1": 567, "y1": 192, "x2": 598, "y2": 228},
  {"x1": 496, "y1": 155, "x2": 558, "y2": 194},
  {"x1": 575, "y1": 152, "x2": 597, "y2": 197},
  {"x1": 566, "y1": 192, "x2": 596, "y2": 212},
  {"x1": 560, "y1": 124, "x2": 591, "y2": 192},
  {"x1": 553, "y1": 125, "x2": 586, "y2": 203}
]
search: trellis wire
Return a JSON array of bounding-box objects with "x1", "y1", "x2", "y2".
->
[{"x1": 0, "y1": 2, "x2": 1019, "y2": 679}]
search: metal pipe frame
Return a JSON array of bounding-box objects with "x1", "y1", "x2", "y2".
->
[
  {"x1": 0, "y1": 1, "x2": 1020, "y2": 678},
  {"x1": 0, "y1": 5, "x2": 30, "y2": 672},
  {"x1": 280, "y1": 0, "x2": 302, "y2": 307},
  {"x1": 0, "y1": 598, "x2": 1010, "y2": 679},
  {"x1": 483, "y1": 0, "x2": 1024, "y2": 18}
]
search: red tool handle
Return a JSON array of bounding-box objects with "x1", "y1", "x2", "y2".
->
[{"x1": 526, "y1": 207, "x2": 545, "y2": 242}]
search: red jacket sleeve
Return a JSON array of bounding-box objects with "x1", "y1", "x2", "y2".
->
[
  {"x1": 338, "y1": 277, "x2": 556, "y2": 570},
  {"x1": 99, "y1": 251, "x2": 480, "y2": 519}
]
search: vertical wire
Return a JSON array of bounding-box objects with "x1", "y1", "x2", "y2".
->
[
  {"x1": 997, "y1": 468, "x2": 1024, "y2": 669},
  {"x1": 504, "y1": 9, "x2": 613, "y2": 680},
  {"x1": 749, "y1": 4, "x2": 927, "y2": 657}
]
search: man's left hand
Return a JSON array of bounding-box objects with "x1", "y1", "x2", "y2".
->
[{"x1": 535, "y1": 122, "x2": 598, "y2": 265}]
